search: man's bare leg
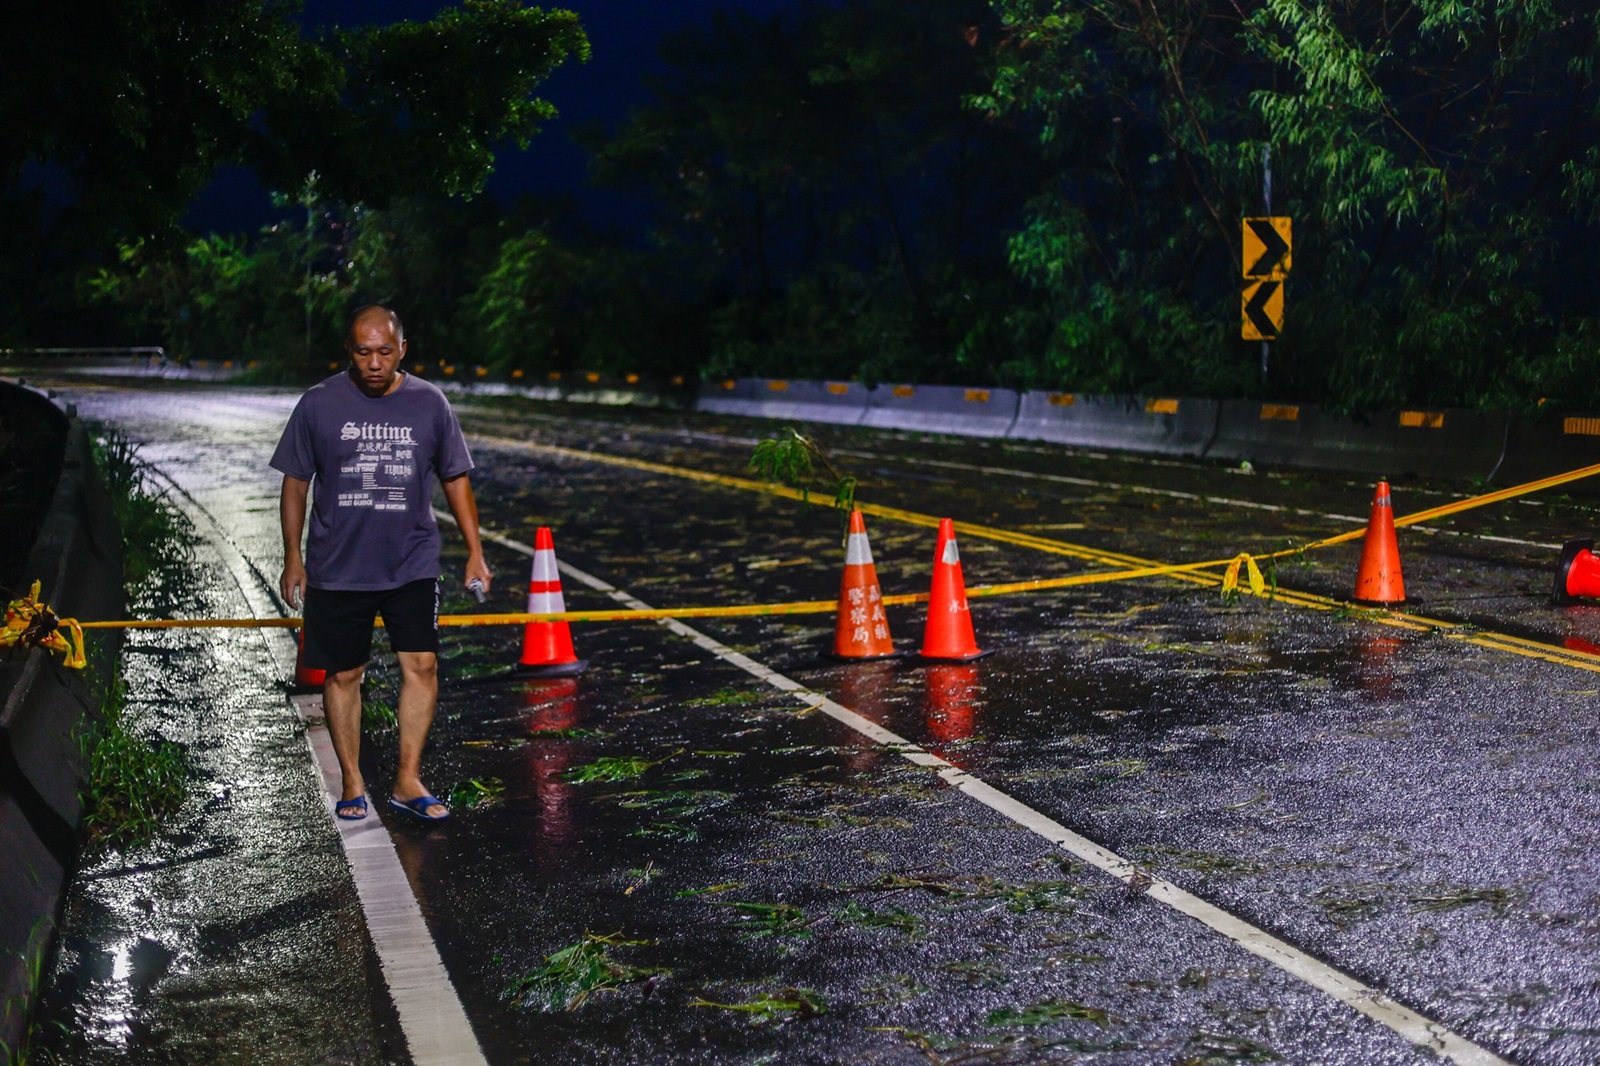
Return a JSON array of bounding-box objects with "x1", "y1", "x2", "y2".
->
[
  {"x1": 393, "y1": 650, "x2": 445, "y2": 817},
  {"x1": 323, "y1": 664, "x2": 368, "y2": 804}
]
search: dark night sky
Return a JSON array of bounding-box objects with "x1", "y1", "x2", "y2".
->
[{"x1": 182, "y1": 0, "x2": 797, "y2": 235}]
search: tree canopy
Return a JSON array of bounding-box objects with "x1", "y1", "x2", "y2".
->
[
  {"x1": 19, "y1": 0, "x2": 1600, "y2": 412},
  {"x1": 2, "y1": 0, "x2": 586, "y2": 340}
]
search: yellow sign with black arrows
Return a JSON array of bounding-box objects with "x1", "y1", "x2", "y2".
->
[
  {"x1": 1241, "y1": 280, "x2": 1284, "y2": 340},
  {"x1": 1242, "y1": 216, "x2": 1291, "y2": 339},
  {"x1": 1242, "y1": 217, "x2": 1291, "y2": 278}
]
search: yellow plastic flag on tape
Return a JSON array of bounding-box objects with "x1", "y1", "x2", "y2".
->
[
  {"x1": 1, "y1": 580, "x2": 87, "y2": 669},
  {"x1": 1221, "y1": 554, "x2": 1266, "y2": 597}
]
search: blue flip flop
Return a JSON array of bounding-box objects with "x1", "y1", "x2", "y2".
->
[
  {"x1": 335, "y1": 795, "x2": 368, "y2": 821},
  {"x1": 389, "y1": 794, "x2": 450, "y2": 822}
]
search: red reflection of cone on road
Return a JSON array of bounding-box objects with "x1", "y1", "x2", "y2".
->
[
  {"x1": 926, "y1": 664, "x2": 980, "y2": 743},
  {"x1": 920, "y1": 518, "x2": 993, "y2": 662},
  {"x1": 517, "y1": 527, "x2": 588, "y2": 677},
  {"x1": 293, "y1": 629, "x2": 324, "y2": 690},
  {"x1": 832, "y1": 510, "x2": 900, "y2": 660},
  {"x1": 1352, "y1": 481, "x2": 1406, "y2": 606},
  {"x1": 1553, "y1": 539, "x2": 1600, "y2": 605},
  {"x1": 525, "y1": 679, "x2": 582, "y2": 849}
]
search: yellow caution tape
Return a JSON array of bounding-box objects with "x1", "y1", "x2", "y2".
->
[
  {"x1": 2, "y1": 580, "x2": 86, "y2": 668},
  {"x1": 43, "y1": 456, "x2": 1600, "y2": 634},
  {"x1": 1220, "y1": 554, "x2": 1266, "y2": 597}
]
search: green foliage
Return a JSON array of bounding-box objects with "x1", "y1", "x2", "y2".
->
[
  {"x1": 747, "y1": 429, "x2": 858, "y2": 517},
  {"x1": 361, "y1": 699, "x2": 397, "y2": 732},
  {"x1": 504, "y1": 932, "x2": 664, "y2": 1012},
  {"x1": 563, "y1": 749, "x2": 682, "y2": 784},
  {"x1": 986, "y1": 998, "x2": 1112, "y2": 1029},
  {"x1": 3, "y1": 1, "x2": 587, "y2": 345},
  {"x1": 690, "y1": 987, "x2": 827, "y2": 1024},
  {"x1": 80, "y1": 680, "x2": 188, "y2": 850},
  {"x1": 446, "y1": 777, "x2": 506, "y2": 810},
  {"x1": 90, "y1": 427, "x2": 195, "y2": 594}
]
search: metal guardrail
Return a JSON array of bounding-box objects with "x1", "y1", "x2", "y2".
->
[{"x1": 0, "y1": 346, "x2": 167, "y2": 358}]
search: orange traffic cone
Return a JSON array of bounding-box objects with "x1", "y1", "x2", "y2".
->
[
  {"x1": 920, "y1": 518, "x2": 993, "y2": 661},
  {"x1": 832, "y1": 510, "x2": 901, "y2": 660},
  {"x1": 517, "y1": 527, "x2": 588, "y2": 677},
  {"x1": 1554, "y1": 539, "x2": 1600, "y2": 605},
  {"x1": 1352, "y1": 481, "x2": 1406, "y2": 606},
  {"x1": 293, "y1": 629, "x2": 325, "y2": 690}
]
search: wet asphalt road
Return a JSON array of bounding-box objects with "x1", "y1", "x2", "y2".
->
[{"x1": 20, "y1": 376, "x2": 1600, "y2": 1065}]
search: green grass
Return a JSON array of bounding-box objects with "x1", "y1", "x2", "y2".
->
[
  {"x1": 80, "y1": 681, "x2": 187, "y2": 849},
  {"x1": 91, "y1": 426, "x2": 195, "y2": 588}
]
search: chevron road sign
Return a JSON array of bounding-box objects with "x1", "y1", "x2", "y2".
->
[
  {"x1": 1241, "y1": 280, "x2": 1283, "y2": 341},
  {"x1": 1241, "y1": 216, "x2": 1291, "y2": 340},
  {"x1": 1242, "y1": 217, "x2": 1291, "y2": 278}
]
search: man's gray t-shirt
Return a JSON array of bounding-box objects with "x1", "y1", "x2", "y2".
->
[{"x1": 270, "y1": 372, "x2": 473, "y2": 591}]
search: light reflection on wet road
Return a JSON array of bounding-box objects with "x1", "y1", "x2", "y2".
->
[{"x1": 27, "y1": 378, "x2": 1600, "y2": 1065}]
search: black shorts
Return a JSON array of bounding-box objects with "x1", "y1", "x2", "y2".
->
[{"x1": 302, "y1": 578, "x2": 440, "y2": 672}]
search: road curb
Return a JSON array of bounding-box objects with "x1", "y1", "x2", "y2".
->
[{"x1": 0, "y1": 384, "x2": 124, "y2": 1053}]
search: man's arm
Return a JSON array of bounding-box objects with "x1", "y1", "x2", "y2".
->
[
  {"x1": 442, "y1": 473, "x2": 492, "y2": 592},
  {"x1": 280, "y1": 475, "x2": 311, "y2": 608}
]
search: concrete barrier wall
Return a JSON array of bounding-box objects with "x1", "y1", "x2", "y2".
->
[
  {"x1": 19, "y1": 358, "x2": 1600, "y2": 491},
  {"x1": 697, "y1": 377, "x2": 871, "y2": 425},
  {"x1": 862, "y1": 384, "x2": 1020, "y2": 438},
  {"x1": 1009, "y1": 392, "x2": 1220, "y2": 456},
  {"x1": 0, "y1": 392, "x2": 125, "y2": 1053}
]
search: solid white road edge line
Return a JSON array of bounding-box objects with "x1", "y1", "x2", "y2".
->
[
  {"x1": 291, "y1": 695, "x2": 490, "y2": 1066},
  {"x1": 154, "y1": 465, "x2": 488, "y2": 1066},
  {"x1": 459, "y1": 514, "x2": 1511, "y2": 1066}
]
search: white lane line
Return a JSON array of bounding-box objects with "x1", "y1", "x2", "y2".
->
[
  {"x1": 463, "y1": 516, "x2": 1510, "y2": 1066},
  {"x1": 832, "y1": 449, "x2": 1561, "y2": 552},
  {"x1": 291, "y1": 695, "x2": 489, "y2": 1066},
  {"x1": 149, "y1": 463, "x2": 488, "y2": 1066}
]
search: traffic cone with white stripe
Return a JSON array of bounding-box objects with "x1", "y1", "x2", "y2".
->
[
  {"x1": 1554, "y1": 539, "x2": 1600, "y2": 605},
  {"x1": 832, "y1": 510, "x2": 902, "y2": 661},
  {"x1": 920, "y1": 518, "x2": 993, "y2": 662},
  {"x1": 1352, "y1": 481, "x2": 1406, "y2": 606},
  {"x1": 517, "y1": 527, "x2": 588, "y2": 677},
  {"x1": 293, "y1": 629, "x2": 324, "y2": 690}
]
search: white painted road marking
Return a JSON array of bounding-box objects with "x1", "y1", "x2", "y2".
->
[
  {"x1": 292, "y1": 695, "x2": 489, "y2": 1066},
  {"x1": 463, "y1": 514, "x2": 1511, "y2": 1066}
]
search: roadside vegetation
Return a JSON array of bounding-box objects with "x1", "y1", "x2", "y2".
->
[{"x1": 80, "y1": 427, "x2": 194, "y2": 850}]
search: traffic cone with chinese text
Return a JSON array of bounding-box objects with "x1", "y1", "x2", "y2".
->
[
  {"x1": 920, "y1": 518, "x2": 993, "y2": 661},
  {"x1": 517, "y1": 527, "x2": 588, "y2": 677},
  {"x1": 293, "y1": 629, "x2": 324, "y2": 690},
  {"x1": 1352, "y1": 481, "x2": 1406, "y2": 606},
  {"x1": 1553, "y1": 538, "x2": 1600, "y2": 605},
  {"x1": 832, "y1": 510, "x2": 901, "y2": 660}
]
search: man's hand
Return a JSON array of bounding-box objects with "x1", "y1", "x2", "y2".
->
[
  {"x1": 281, "y1": 559, "x2": 307, "y2": 610},
  {"x1": 442, "y1": 474, "x2": 491, "y2": 600},
  {"x1": 464, "y1": 555, "x2": 492, "y2": 595}
]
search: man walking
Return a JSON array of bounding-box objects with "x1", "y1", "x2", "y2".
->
[{"x1": 274, "y1": 305, "x2": 491, "y2": 823}]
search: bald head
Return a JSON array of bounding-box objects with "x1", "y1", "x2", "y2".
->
[{"x1": 348, "y1": 304, "x2": 404, "y2": 345}]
